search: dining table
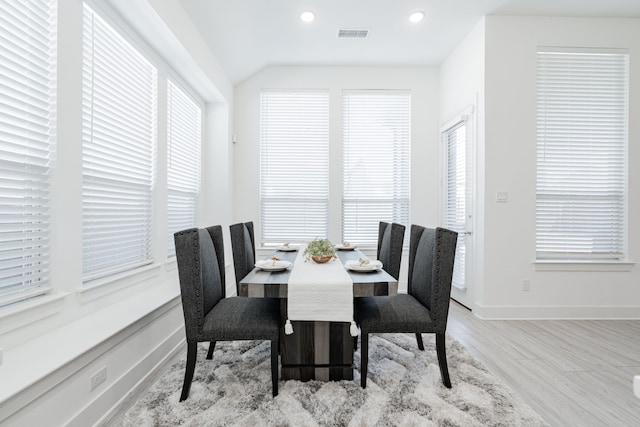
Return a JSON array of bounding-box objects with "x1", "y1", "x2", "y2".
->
[{"x1": 239, "y1": 247, "x2": 398, "y2": 381}]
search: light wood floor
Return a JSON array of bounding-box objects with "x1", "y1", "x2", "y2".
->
[{"x1": 447, "y1": 301, "x2": 640, "y2": 427}]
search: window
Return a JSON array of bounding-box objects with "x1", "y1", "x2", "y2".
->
[
  {"x1": 260, "y1": 90, "x2": 330, "y2": 245},
  {"x1": 342, "y1": 90, "x2": 411, "y2": 246},
  {"x1": 0, "y1": 0, "x2": 56, "y2": 306},
  {"x1": 82, "y1": 4, "x2": 157, "y2": 282},
  {"x1": 166, "y1": 80, "x2": 202, "y2": 258},
  {"x1": 536, "y1": 48, "x2": 628, "y2": 261}
]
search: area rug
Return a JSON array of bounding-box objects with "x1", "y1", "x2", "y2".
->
[{"x1": 118, "y1": 333, "x2": 548, "y2": 426}]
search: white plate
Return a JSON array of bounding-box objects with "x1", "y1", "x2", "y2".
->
[
  {"x1": 277, "y1": 245, "x2": 298, "y2": 252},
  {"x1": 335, "y1": 244, "x2": 357, "y2": 251},
  {"x1": 346, "y1": 264, "x2": 380, "y2": 272},
  {"x1": 345, "y1": 260, "x2": 382, "y2": 272},
  {"x1": 255, "y1": 260, "x2": 292, "y2": 271}
]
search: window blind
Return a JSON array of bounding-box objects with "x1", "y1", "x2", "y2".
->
[
  {"x1": 260, "y1": 90, "x2": 329, "y2": 244},
  {"x1": 0, "y1": 0, "x2": 56, "y2": 305},
  {"x1": 443, "y1": 121, "x2": 468, "y2": 289},
  {"x1": 167, "y1": 79, "x2": 202, "y2": 258},
  {"x1": 82, "y1": 4, "x2": 157, "y2": 282},
  {"x1": 342, "y1": 90, "x2": 411, "y2": 247},
  {"x1": 536, "y1": 48, "x2": 628, "y2": 260}
]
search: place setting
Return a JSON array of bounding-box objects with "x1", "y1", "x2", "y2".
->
[
  {"x1": 276, "y1": 242, "x2": 299, "y2": 252},
  {"x1": 344, "y1": 257, "x2": 383, "y2": 272},
  {"x1": 335, "y1": 240, "x2": 357, "y2": 251},
  {"x1": 254, "y1": 256, "x2": 292, "y2": 272}
]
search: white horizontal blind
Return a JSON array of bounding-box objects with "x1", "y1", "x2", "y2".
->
[
  {"x1": 0, "y1": 0, "x2": 56, "y2": 305},
  {"x1": 342, "y1": 90, "x2": 411, "y2": 247},
  {"x1": 167, "y1": 79, "x2": 202, "y2": 258},
  {"x1": 82, "y1": 4, "x2": 157, "y2": 282},
  {"x1": 260, "y1": 90, "x2": 329, "y2": 244},
  {"x1": 443, "y1": 121, "x2": 467, "y2": 288},
  {"x1": 536, "y1": 48, "x2": 628, "y2": 260}
]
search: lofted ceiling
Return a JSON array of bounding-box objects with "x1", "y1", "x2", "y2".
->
[{"x1": 179, "y1": 0, "x2": 640, "y2": 85}]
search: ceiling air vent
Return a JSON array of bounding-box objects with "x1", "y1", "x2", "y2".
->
[{"x1": 337, "y1": 29, "x2": 369, "y2": 38}]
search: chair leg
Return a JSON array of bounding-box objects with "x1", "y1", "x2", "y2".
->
[
  {"x1": 206, "y1": 341, "x2": 216, "y2": 359},
  {"x1": 360, "y1": 333, "x2": 369, "y2": 388},
  {"x1": 180, "y1": 342, "x2": 198, "y2": 401},
  {"x1": 271, "y1": 339, "x2": 279, "y2": 397},
  {"x1": 415, "y1": 332, "x2": 424, "y2": 350},
  {"x1": 436, "y1": 333, "x2": 452, "y2": 388}
]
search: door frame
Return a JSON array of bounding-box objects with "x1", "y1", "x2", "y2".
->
[{"x1": 440, "y1": 105, "x2": 476, "y2": 311}]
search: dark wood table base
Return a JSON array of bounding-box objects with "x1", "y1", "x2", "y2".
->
[
  {"x1": 279, "y1": 300, "x2": 355, "y2": 381},
  {"x1": 281, "y1": 365, "x2": 354, "y2": 382}
]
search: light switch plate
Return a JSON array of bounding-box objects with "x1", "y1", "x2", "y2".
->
[
  {"x1": 634, "y1": 375, "x2": 640, "y2": 398},
  {"x1": 496, "y1": 192, "x2": 509, "y2": 203}
]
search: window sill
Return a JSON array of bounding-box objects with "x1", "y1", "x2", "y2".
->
[
  {"x1": 165, "y1": 258, "x2": 177, "y2": 272},
  {"x1": 0, "y1": 291, "x2": 69, "y2": 336},
  {"x1": 0, "y1": 285, "x2": 54, "y2": 310},
  {"x1": 534, "y1": 260, "x2": 635, "y2": 272},
  {"x1": 77, "y1": 263, "x2": 163, "y2": 304}
]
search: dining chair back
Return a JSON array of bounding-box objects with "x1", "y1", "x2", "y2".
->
[
  {"x1": 355, "y1": 225, "x2": 457, "y2": 389},
  {"x1": 377, "y1": 221, "x2": 405, "y2": 280},
  {"x1": 174, "y1": 225, "x2": 280, "y2": 400},
  {"x1": 230, "y1": 221, "x2": 256, "y2": 296},
  {"x1": 407, "y1": 226, "x2": 457, "y2": 334}
]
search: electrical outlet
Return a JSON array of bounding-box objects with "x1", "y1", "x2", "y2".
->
[
  {"x1": 634, "y1": 375, "x2": 640, "y2": 399},
  {"x1": 496, "y1": 192, "x2": 509, "y2": 203},
  {"x1": 90, "y1": 366, "x2": 107, "y2": 391},
  {"x1": 522, "y1": 279, "x2": 530, "y2": 292}
]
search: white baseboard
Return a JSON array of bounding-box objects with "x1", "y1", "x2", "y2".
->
[{"x1": 473, "y1": 304, "x2": 640, "y2": 320}]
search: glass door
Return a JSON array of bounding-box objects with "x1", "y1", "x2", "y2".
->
[{"x1": 442, "y1": 116, "x2": 473, "y2": 309}]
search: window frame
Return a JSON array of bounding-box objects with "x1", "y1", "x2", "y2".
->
[
  {"x1": 535, "y1": 47, "x2": 629, "y2": 263},
  {"x1": 341, "y1": 89, "x2": 411, "y2": 248},
  {"x1": 259, "y1": 89, "x2": 330, "y2": 245},
  {"x1": 166, "y1": 78, "x2": 203, "y2": 259},
  {"x1": 81, "y1": 2, "x2": 158, "y2": 284},
  {"x1": 0, "y1": 0, "x2": 57, "y2": 307}
]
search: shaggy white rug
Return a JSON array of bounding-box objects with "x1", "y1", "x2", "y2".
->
[{"x1": 119, "y1": 333, "x2": 548, "y2": 426}]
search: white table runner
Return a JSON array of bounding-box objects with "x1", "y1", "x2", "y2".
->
[{"x1": 285, "y1": 247, "x2": 358, "y2": 336}]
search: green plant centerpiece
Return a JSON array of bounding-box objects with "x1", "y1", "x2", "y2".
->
[{"x1": 303, "y1": 238, "x2": 337, "y2": 263}]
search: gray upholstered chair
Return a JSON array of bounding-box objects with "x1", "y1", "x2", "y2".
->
[
  {"x1": 230, "y1": 221, "x2": 255, "y2": 296},
  {"x1": 353, "y1": 221, "x2": 407, "y2": 350},
  {"x1": 174, "y1": 226, "x2": 280, "y2": 400},
  {"x1": 355, "y1": 225, "x2": 458, "y2": 389},
  {"x1": 377, "y1": 221, "x2": 405, "y2": 281}
]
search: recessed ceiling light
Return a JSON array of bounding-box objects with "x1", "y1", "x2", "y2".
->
[
  {"x1": 300, "y1": 11, "x2": 315, "y2": 23},
  {"x1": 409, "y1": 11, "x2": 425, "y2": 23}
]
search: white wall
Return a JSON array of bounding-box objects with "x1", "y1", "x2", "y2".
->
[
  {"x1": 439, "y1": 18, "x2": 486, "y2": 311},
  {"x1": 481, "y1": 16, "x2": 640, "y2": 318},
  {"x1": 233, "y1": 65, "x2": 440, "y2": 247},
  {"x1": 0, "y1": 0, "x2": 233, "y2": 425}
]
